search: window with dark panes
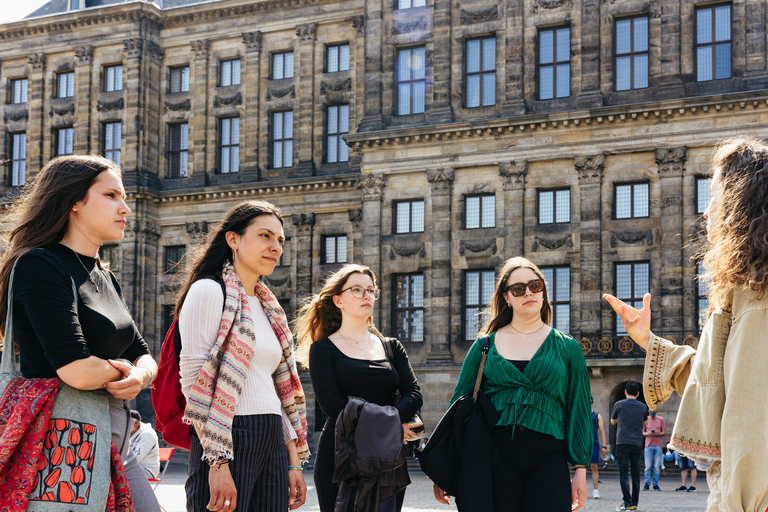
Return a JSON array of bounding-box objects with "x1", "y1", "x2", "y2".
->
[
  {"x1": 397, "y1": 0, "x2": 425, "y2": 8},
  {"x1": 538, "y1": 27, "x2": 570, "y2": 100},
  {"x1": 538, "y1": 189, "x2": 570, "y2": 224},
  {"x1": 56, "y1": 127, "x2": 74, "y2": 156},
  {"x1": 394, "y1": 273, "x2": 424, "y2": 342},
  {"x1": 465, "y1": 37, "x2": 496, "y2": 108},
  {"x1": 541, "y1": 266, "x2": 570, "y2": 333},
  {"x1": 323, "y1": 235, "x2": 348, "y2": 264},
  {"x1": 168, "y1": 123, "x2": 189, "y2": 178},
  {"x1": 394, "y1": 200, "x2": 425, "y2": 234},
  {"x1": 396, "y1": 47, "x2": 426, "y2": 115},
  {"x1": 696, "y1": 4, "x2": 731, "y2": 82},
  {"x1": 104, "y1": 65, "x2": 123, "y2": 92},
  {"x1": 465, "y1": 194, "x2": 495, "y2": 229},
  {"x1": 169, "y1": 66, "x2": 189, "y2": 93},
  {"x1": 100, "y1": 244, "x2": 120, "y2": 271},
  {"x1": 615, "y1": 262, "x2": 649, "y2": 335},
  {"x1": 272, "y1": 52, "x2": 294, "y2": 79},
  {"x1": 10, "y1": 133, "x2": 26, "y2": 186},
  {"x1": 326, "y1": 105, "x2": 349, "y2": 163},
  {"x1": 327, "y1": 44, "x2": 350, "y2": 72},
  {"x1": 615, "y1": 16, "x2": 648, "y2": 91},
  {"x1": 10, "y1": 78, "x2": 28, "y2": 104},
  {"x1": 271, "y1": 111, "x2": 293, "y2": 169},
  {"x1": 220, "y1": 59, "x2": 241, "y2": 87},
  {"x1": 464, "y1": 270, "x2": 495, "y2": 341},
  {"x1": 219, "y1": 118, "x2": 240, "y2": 173},
  {"x1": 104, "y1": 122, "x2": 122, "y2": 166},
  {"x1": 697, "y1": 261, "x2": 711, "y2": 331},
  {"x1": 696, "y1": 177, "x2": 712, "y2": 214},
  {"x1": 615, "y1": 182, "x2": 649, "y2": 219},
  {"x1": 165, "y1": 246, "x2": 187, "y2": 273},
  {"x1": 57, "y1": 71, "x2": 75, "y2": 98}
]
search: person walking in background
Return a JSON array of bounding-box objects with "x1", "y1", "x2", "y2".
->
[
  {"x1": 129, "y1": 410, "x2": 161, "y2": 480},
  {"x1": 611, "y1": 381, "x2": 648, "y2": 511},
  {"x1": 642, "y1": 410, "x2": 665, "y2": 491},
  {"x1": 676, "y1": 454, "x2": 698, "y2": 492},
  {"x1": 590, "y1": 397, "x2": 607, "y2": 499}
]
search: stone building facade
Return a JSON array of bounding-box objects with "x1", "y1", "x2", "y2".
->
[{"x1": 2, "y1": 0, "x2": 768, "y2": 453}]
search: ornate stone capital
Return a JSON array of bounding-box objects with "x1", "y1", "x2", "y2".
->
[
  {"x1": 575, "y1": 154, "x2": 604, "y2": 182},
  {"x1": 499, "y1": 161, "x2": 528, "y2": 190},
  {"x1": 191, "y1": 40, "x2": 210, "y2": 59},
  {"x1": 146, "y1": 41, "x2": 165, "y2": 62},
  {"x1": 75, "y1": 46, "x2": 93, "y2": 65},
  {"x1": 28, "y1": 53, "x2": 46, "y2": 72},
  {"x1": 242, "y1": 31, "x2": 262, "y2": 53},
  {"x1": 125, "y1": 220, "x2": 161, "y2": 241},
  {"x1": 123, "y1": 38, "x2": 143, "y2": 59},
  {"x1": 296, "y1": 23, "x2": 317, "y2": 44},
  {"x1": 291, "y1": 213, "x2": 316, "y2": 233},
  {"x1": 352, "y1": 15, "x2": 365, "y2": 36},
  {"x1": 185, "y1": 221, "x2": 209, "y2": 243},
  {"x1": 427, "y1": 167, "x2": 455, "y2": 195},
  {"x1": 357, "y1": 174, "x2": 387, "y2": 201},
  {"x1": 655, "y1": 147, "x2": 687, "y2": 176}
]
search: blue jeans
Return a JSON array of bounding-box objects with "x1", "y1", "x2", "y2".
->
[{"x1": 644, "y1": 446, "x2": 663, "y2": 486}]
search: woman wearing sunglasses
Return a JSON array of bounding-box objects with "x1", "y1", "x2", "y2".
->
[
  {"x1": 295, "y1": 264, "x2": 423, "y2": 512},
  {"x1": 433, "y1": 257, "x2": 592, "y2": 511}
]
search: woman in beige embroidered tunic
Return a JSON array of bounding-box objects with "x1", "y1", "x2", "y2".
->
[{"x1": 604, "y1": 138, "x2": 768, "y2": 512}]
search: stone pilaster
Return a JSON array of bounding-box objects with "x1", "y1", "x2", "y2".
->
[
  {"x1": 295, "y1": 23, "x2": 317, "y2": 177},
  {"x1": 426, "y1": 168, "x2": 454, "y2": 362},
  {"x1": 429, "y1": 0, "x2": 453, "y2": 124},
  {"x1": 292, "y1": 213, "x2": 316, "y2": 296},
  {"x1": 359, "y1": 0, "x2": 384, "y2": 132},
  {"x1": 242, "y1": 32, "x2": 262, "y2": 175},
  {"x1": 575, "y1": 154, "x2": 604, "y2": 335},
  {"x1": 657, "y1": 2, "x2": 684, "y2": 98},
  {"x1": 143, "y1": 41, "x2": 164, "y2": 179},
  {"x1": 122, "y1": 38, "x2": 143, "y2": 182},
  {"x1": 744, "y1": 1, "x2": 768, "y2": 88},
  {"x1": 190, "y1": 40, "x2": 210, "y2": 180},
  {"x1": 501, "y1": 0, "x2": 525, "y2": 116},
  {"x1": 577, "y1": 0, "x2": 603, "y2": 108},
  {"x1": 74, "y1": 46, "x2": 93, "y2": 154},
  {"x1": 499, "y1": 161, "x2": 527, "y2": 257},
  {"x1": 357, "y1": 174, "x2": 387, "y2": 325},
  {"x1": 656, "y1": 147, "x2": 687, "y2": 335},
  {"x1": 27, "y1": 52, "x2": 46, "y2": 175}
]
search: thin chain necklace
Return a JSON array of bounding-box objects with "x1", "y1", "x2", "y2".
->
[
  {"x1": 337, "y1": 331, "x2": 371, "y2": 351},
  {"x1": 73, "y1": 250, "x2": 100, "y2": 292},
  {"x1": 508, "y1": 322, "x2": 546, "y2": 338}
]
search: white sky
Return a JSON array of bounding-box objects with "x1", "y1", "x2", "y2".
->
[{"x1": 0, "y1": 1, "x2": 52, "y2": 25}]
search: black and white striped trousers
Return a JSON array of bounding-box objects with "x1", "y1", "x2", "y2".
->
[{"x1": 186, "y1": 414, "x2": 288, "y2": 512}]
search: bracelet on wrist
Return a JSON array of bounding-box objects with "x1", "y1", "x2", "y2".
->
[
  {"x1": 573, "y1": 464, "x2": 587, "y2": 469},
  {"x1": 288, "y1": 465, "x2": 303, "y2": 471},
  {"x1": 209, "y1": 458, "x2": 231, "y2": 470}
]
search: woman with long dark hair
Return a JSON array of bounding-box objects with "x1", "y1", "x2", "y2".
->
[
  {"x1": 432, "y1": 257, "x2": 592, "y2": 511},
  {"x1": 605, "y1": 138, "x2": 768, "y2": 512},
  {"x1": 295, "y1": 264, "x2": 423, "y2": 512},
  {"x1": 176, "y1": 200, "x2": 309, "y2": 512},
  {"x1": 0, "y1": 155, "x2": 160, "y2": 511}
]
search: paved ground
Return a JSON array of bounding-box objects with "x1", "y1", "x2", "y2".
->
[{"x1": 154, "y1": 460, "x2": 710, "y2": 511}]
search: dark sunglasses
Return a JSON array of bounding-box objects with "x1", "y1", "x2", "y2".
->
[{"x1": 505, "y1": 278, "x2": 545, "y2": 297}]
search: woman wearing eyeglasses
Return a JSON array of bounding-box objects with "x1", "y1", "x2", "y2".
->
[
  {"x1": 433, "y1": 257, "x2": 592, "y2": 511},
  {"x1": 295, "y1": 264, "x2": 423, "y2": 512}
]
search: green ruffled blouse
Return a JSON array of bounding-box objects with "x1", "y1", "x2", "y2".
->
[{"x1": 450, "y1": 329, "x2": 593, "y2": 466}]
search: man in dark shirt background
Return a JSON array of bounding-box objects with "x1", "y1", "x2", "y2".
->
[{"x1": 611, "y1": 381, "x2": 648, "y2": 511}]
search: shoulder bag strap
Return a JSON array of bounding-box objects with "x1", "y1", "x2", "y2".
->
[{"x1": 471, "y1": 335, "x2": 491, "y2": 402}]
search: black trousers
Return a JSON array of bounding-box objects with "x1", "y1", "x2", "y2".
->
[
  {"x1": 491, "y1": 426, "x2": 572, "y2": 512},
  {"x1": 186, "y1": 414, "x2": 288, "y2": 512},
  {"x1": 616, "y1": 444, "x2": 643, "y2": 505}
]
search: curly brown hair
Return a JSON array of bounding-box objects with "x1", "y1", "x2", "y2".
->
[{"x1": 701, "y1": 138, "x2": 768, "y2": 307}]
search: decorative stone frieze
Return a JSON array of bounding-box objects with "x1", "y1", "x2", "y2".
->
[
  {"x1": 356, "y1": 174, "x2": 387, "y2": 201},
  {"x1": 190, "y1": 40, "x2": 210, "y2": 59},
  {"x1": 4, "y1": 111, "x2": 29, "y2": 122},
  {"x1": 389, "y1": 243, "x2": 426, "y2": 259},
  {"x1": 655, "y1": 147, "x2": 687, "y2": 175},
  {"x1": 185, "y1": 221, "x2": 209, "y2": 243},
  {"x1": 575, "y1": 154, "x2": 604, "y2": 182},
  {"x1": 74, "y1": 46, "x2": 93, "y2": 65},
  {"x1": 392, "y1": 18, "x2": 429, "y2": 35},
  {"x1": 123, "y1": 38, "x2": 143, "y2": 58},
  {"x1": 266, "y1": 85, "x2": 295, "y2": 100},
  {"x1": 532, "y1": 235, "x2": 573, "y2": 252},
  {"x1": 296, "y1": 23, "x2": 317, "y2": 44},
  {"x1": 214, "y1": 92, "x2": 242, "y2": 108},
  {"x1": 460, "y1": 6, "x2": 499, "y2": 25},
  {"x1": 609, "y1": 229, "x2": 655, "y2": 248},
  {"x1": 499, "y1": 161, "x2": 527, "y2": 190},
  {"x1": 124, "y1": 220, "x2": 161, "y2": 240},
  {"x1": 242, "y1": 31, "x2": 262, "y2": 53},
  {"x1": 49, "y1": 103, "x2": 75, "y2": 117},
  {"x1": 28, "y1": 53, "x2": 46, "y2": 72},
  {"x1": 533, "y1": 0, "x2": 572, "y2": 12},
  {"x1": 97, "y1": 98, "x2": 124, "y2": 112},
  {"x1": 291, "y1": 213, "x2": 316, "y2": 232},
  {"x1": 427, "y1": 168, "x2": 455, "y2": 195},
  {"x1": 146, "y1": 41, "x2": 165, "y2": 62},
  {"x1": 320, "y1": 78, "x2": 352, "y2": 95},
  {"x1": 164, "y1": 99, "x2": 190, "y2": 113},
  {"x1": 459, "y1": 239, "x2": 497, "y2": 255}
]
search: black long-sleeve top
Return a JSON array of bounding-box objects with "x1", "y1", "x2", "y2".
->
[
  {"x1": 11, "y1": 244, "x2": 150, "y2": 378},
  {"x1": 309, "y1": 337, "x2": 422, "y2": 451}
]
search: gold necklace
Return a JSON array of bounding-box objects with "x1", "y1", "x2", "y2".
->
[
  {"x1": 508, "y1": 322, "x2": 546, "y2": 338},
  {"x1": 73, "y1": 251, "x2": 100, "y2": 292},
  {"x1": 337, "y1": 331, "x2": 371, "y2": 351}
]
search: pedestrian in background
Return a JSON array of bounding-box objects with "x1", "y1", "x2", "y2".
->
[
  {"x1": 676, "y1": 453, "x2": 698, "y2": 492},
  {"x1": 590, "y1": 396, "x2": 607, "y2": 499},
  {"x1": 642, "y1": 410, "x2": 665, "y2": 491},
  {"x1": 129, "y1": 409, "x2": 160, "y2": 480},
  {"x1": 610, "y1": 381, "x2": 648, "y2": 511}
]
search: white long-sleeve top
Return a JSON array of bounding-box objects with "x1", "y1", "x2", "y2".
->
[{"x1": 179, "y1": 278, "x2": 297, "y2": 443}]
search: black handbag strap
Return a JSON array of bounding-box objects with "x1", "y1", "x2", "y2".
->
[{"x1": 472, "y1": 335, "x2": 491, "y2": 402}]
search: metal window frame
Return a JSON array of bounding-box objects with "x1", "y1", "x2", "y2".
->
[
  {"x1": 219, "y1": 59, "x2": 241, "y2": 87},
  {"x1": 103, "y1": 64, "x2": 123, "y2": 92},
  {"x1": 462, "y1": 269, "x2": 495, "y2": 341},
  {"x1": 272, "y1": 51, "x2": 295, "y2": 80},
  {"x1": 694, "y1": 3, "x2": 732, "y2": 82},
  {"x1": 695, "y1": 175, "x2": 712, "y2": 214},
  {"x1": 395, "y1": 46, "x2": 426, "y2": 116},
  {"x1": 57, "y1": 71, "x2": 75, "y2": 98},
  {"x1": 165, "y1": 245, "x2": 187, "y2": 273},
  {"x1": 103, "y1": 122, "x2": 122, "y2": 165},
  {"x1": 392, "y1": 272, "x2": 426, "y2": 342},
  {"x1": 270, "y1": 110, "x2": 294, "y2": 169},
  {"x1": 9, "y1": 132, "x2": 26, "y2": 187},
  {"x1": 613, "y1": 181, "x2": 650, "y2": 219},
  {"x1": 392, "y1": 198, "x2": 426, "y2": 234},
  {"x1": 322, "y1": 234, "x2": 348, "y2": 264},
  {"x1": 326, "y1": 43, "x2": 350, "y2": 73},
  {"x1": 540, "y1": 265, "x2": 571, "y2": 332},
  {"x1": 169, "y1": 65, "x2": 190, "y2": 93},
  {"x1": 464, "y1": 35, "x2": 497, "y2": 108},
  {"x1": 167, "y1": 122, "x2": 189, "y2": 178},
  {"x1": 536, "y1": 25, "x2": 571, "y2": 100},
  {"x1": 55, "y1": 126, "x2": 74, "y2": 156},
  {"x1": 218, "y1": 117, "x2": 240, "y2": 173},
  {"x1": 614, "y1": 261, "x2": 650, "y2": 334},
  {"x1": 325, "y1": 104, "x2": 350, "y2": 164},
  {"x1": 10, "y1": 78, "x2": 28, "y2": 104},
  {"x1": 537, "y1": 187, "x2": 571, "y2": 225},
  {"x1": 614, "y1": 14, "x2": 650, "y2": 91},
  {"x1": 463, "y1": 193, "x2": 496, "y2": 229}
]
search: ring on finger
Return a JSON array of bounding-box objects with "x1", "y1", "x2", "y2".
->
[{"x1": 224, "y1": 500, "x2": 231, "y2": 507}]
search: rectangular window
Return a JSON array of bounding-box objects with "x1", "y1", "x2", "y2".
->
[
  {"x1": 104, "y1": 122, "x2": 122, "y2": 166},
  {"x1": 272, "y1": 52, "x2": 294, "y2": 80},
  {"x1": 271, "y1": 111, "x2": 293, "y2": 169},
  {"x1": 464, "y1": 270, "x2": 495, "y2": 341},
  {"x1": 538, "y1": 188, "x2": 570, "y2": 224},
  {"x1": 104, "y1": 65, "x2": 123, "y2": 92},
  {"x1": 615, "y1": 182, "x2": 649, "y2": 219},
  {"x1": 615, "y1": 16, "x2": 649, "y2": 91},
  {"x1": 397, "y1": 0, "x2": 425, "y2": 7},
  {"x1": 219, "y1": 118, "x2": 240, "y2": 173},
  {"x1": 327, "y1": 44, "x2": 350, "y2": 73},
  {"x1": 168, "y1": 123, "x2": 189, "y2": 178},
  {"x1": 10, "y1": 133, "x2": 26, "y2": 187},
  {"x1": 165, "y1": 245, "x2": 187, "y2": 273},
  {"x1": 100, "y1": 244, "x2": 120, "y2": 271},
  {"x1": 615, "y1": 262, "x2": 649, "y2": 335},
  {"x1": 394, "y1": 273, "x2": 425, "y2": 342},
  {"x1": 696, "y1": 176, "x2": 712, "y2": 214},
  {"x1": 326, "y1": 105, "x2": 349, "y2": 164},
  {"x1": 169, "y1": 66, "x2": 190, "y2": 93},
  {"x1": 57, "y1": 71, "x2": 75, "y2": 98},
  {"x1": 11, "y1": 78, "x2": 28, "y2": 104},
  {"x1": 394, "y1": 200, "x2": 425, "y2": 234},
  {"x1": 538, "y1": 27, "x2": 570, "y2": 100},
  {"x1": 465, "y1": 194, "x2": 495, "y2": 229},
  {"x1": 396, "y1": 47, "x2": 426, "y2": 115},
  {"x1": 697, "y1": 261, "x2": 711, "y2": 331},
  {"x1": 323, "y1": 235, "x2": 348, "y2": 264},
  {"x1": 541, "y1": 266, "x2": 570, "y2": 333},
  {"x1": 466, "y1": 37, "x2": 496, "y2": 108},
  {"x1": 220, "y1": 59, "x2": 241, "y2": 87},
  {"x1": 696, "y1": 5, "x2": 731, "y2": 82},
  {"x1": 56, "y1": 127, "x2": 74, "y2": 156}
]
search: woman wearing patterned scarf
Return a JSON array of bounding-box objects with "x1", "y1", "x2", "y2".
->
[{"x1": 175, "y1": 201, "x2": 309, "y2": 512}]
